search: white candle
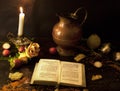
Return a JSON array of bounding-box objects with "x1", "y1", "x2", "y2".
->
[{"x1": 18, "y1": 7, "x2": 25, "y2": 37}]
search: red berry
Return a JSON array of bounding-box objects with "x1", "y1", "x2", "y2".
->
[
  {"x1": 2, "y1": 49, "x2": 10, "y2": 56},
  {"x1": 13, "y1": 59, "x2": 22, "y2": 68},
  {"x1": 18, "y1": 46, "x2": 25, "y2": 52},
  {"x1": 49, "y1": 47, "x2": 57, "y2": 54}
]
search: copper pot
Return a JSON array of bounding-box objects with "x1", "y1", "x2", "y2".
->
[{"x1": 52, "y1": 8, "x2": 87, "y2": 56}]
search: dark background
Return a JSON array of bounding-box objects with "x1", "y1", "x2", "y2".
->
[
  {"x1": 0, "y1": 0, "x2": 120, "y2": 42},
  {"x1": 0, "y1": 1, "x2": 120, "y2": 91}
]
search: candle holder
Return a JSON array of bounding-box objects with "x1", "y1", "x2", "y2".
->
[{"x1": 7, "y1": 32, "x2": 31, "y2": 46}]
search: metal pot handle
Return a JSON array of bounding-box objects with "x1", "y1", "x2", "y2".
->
[{"x1": 70, "y1": 7, "x2": 88, "y2": 26}]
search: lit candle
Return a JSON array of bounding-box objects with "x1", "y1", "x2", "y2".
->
[{"x1": 18, "y1": 7, "x2": 25, "y2": 37}]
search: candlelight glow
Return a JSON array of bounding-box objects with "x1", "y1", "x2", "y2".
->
[{"x1": 20, "y1": 7, "x2": 23, "y2": 13}]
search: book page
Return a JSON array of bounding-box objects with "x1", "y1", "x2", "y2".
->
[
  {"x1": 30, "y1": 63, "x2": 39, "y2": 84},
  {"x1": 60, "y1": 61, "x2": 86, "y2": 87},
  {"x1": 36, "y1": 59, "x2": 61, "y2": 84}
]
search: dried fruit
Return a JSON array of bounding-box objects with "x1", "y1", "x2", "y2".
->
[
  {"x1": 115, "y1": 52, "x2": 120, "y2": 61},
  {"x1": 93, "y1": 61, "x2": 103, "y2": 68},
  {"x1": 18, "y1": 46, "x2": 25, "y2": 52},
  {"x1": 2, "y1": 49, "x2": 10, "y2": 56},
  {"x1": 101, "y1": 43, "x2": 111, "y2": 53},
  {"x1": 13, "y1": 59, "x2": 23, "y2": 68},
  {"x1": 74, "y1": 53, "x2": 86, "y2": 62},
  {"x1": 87, "y1": 34, "x2": 101, "y2": 49},
  {"x1": 19, "y1": 57, "x2": 28, "y2": 63},
  {"x1": 91, "y1": 74, "x2": 102, "y2": 81},
  {"x1": 49, "y1": 47, "x2": 57, "y2": 54},
  {"x1": 2, "y1": 42, "x2": 11, "y2": 49}
]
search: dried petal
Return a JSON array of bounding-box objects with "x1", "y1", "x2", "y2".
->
[
  {"x1": 101, "y1": 43, "x2": 111, "y2": 53},
  {"x1": 91, "y1": 74, "x2": 102, "y2": 81},
  {"x1": 115, "y1": 52, "x2": 120, "y2": 61},
  {"x1": 93, "y1": 61, "x2": 102, "y2": 68},
  {"x1": 74, "y1": 53, "x2": 86, "y2": 62}
]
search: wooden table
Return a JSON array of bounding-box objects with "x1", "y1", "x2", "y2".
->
[{"x1": 0, "y1": 37, "x2": 120, "y2": 91}]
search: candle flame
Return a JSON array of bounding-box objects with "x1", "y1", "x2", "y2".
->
[{"x1": 20, "y1": 7, "x2": 23, "y2": 13}]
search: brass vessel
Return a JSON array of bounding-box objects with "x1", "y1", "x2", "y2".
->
[{"x1": 52, "y1": 7, "x2": 87, "y2": 56}]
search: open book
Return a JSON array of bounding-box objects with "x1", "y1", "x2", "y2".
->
[{"x1": 30, "y1": 59, "x2": 86, "y2": 87}]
